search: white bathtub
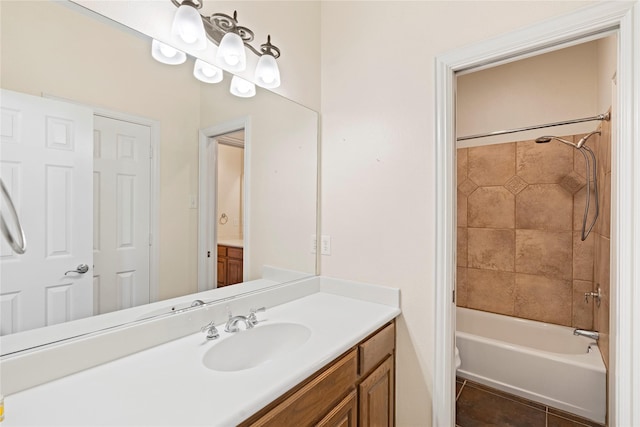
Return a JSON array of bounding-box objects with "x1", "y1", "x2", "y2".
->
[{"x1": 456, "y1": 307, "x2": 606, "y2": 424}]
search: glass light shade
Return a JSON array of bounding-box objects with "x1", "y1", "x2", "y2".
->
[
  {"x1": 172, "y1": 3, "x2": 207, "y2": 50},
  {"x1": 151, "y1": 39, "x2": 187, "y2": 65},
  {"x1": 193, "y1": 59, "x2": 223, "y2": 84},
  {"x1": 215, "y1": 32, "x2": 247, "y2": 72},
  {"x1": 254, "y1": 54, "x2": 281, "y2": 89},
  {"x1": 230, "y1": 76, "x2": 256, "y2": 98}
]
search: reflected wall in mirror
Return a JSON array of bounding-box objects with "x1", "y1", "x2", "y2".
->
[{"x1": 0, "y1": 0, "x2": 317, "y2": 355}]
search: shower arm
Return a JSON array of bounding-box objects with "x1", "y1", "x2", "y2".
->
[{"x1": 456, "y1": 112, "x2": 610, "y2": 142}]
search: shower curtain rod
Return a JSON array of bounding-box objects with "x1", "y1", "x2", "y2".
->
[{"x1": 456, "y1": 112, "x2": 610, "y2": 142}]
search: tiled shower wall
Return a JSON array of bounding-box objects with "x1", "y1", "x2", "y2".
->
[
  {"x1": 456, "y1": 128, "x2": 610, "y2": 332},
  {"x1": 593, "y1": 117, "x2": 611, "y2": 369}
]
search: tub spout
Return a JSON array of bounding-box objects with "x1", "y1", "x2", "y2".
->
[{"x1": 573, "y1": 329, "x2": 599, "y2": 340}]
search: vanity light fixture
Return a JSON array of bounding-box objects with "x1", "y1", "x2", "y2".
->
[
  {"x1": 213, "y1": 11, "x2": 248, "y2": 72},
  {"x1": 152, "y1": 0, "x2": 282, "y2": 96},
  {"x1": 230, "y1": 75, "x2": 256, "y2": 98},
  {"x1": 151, "y1": 39, "x2": 187, "y2": 65},
  {"x1": 254, "y1": 36, "x2": 281, "y2": 89},
  {"x1": 171, "y1": 0, "x2": 207, "y2": 50},
  {"x1": 193, "y1": 58, "x2": 223, "y2": 84}
]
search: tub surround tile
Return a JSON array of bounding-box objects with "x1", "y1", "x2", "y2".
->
[
  {"x1": 468, "y1": 142, "x2": 515, "y2": 186},
  {"x1": 517, "y1": 139, "x2": 574, "y2": 184},
  {"x1": 457, "y1": 148, "x2": 468, "y2": 184},
  {"x1": 456, "y1": 267, "x2": 468, "y2": 307},
  {"x1": 468, "y1": 228, "x2": 515, "y2": 271},
  {"x1": 560, "y1": 171, "x2": 586, "y2": 194},
  {"x1": 573, "y1": 185, "x2": 597, "y2": 231},
  {"x1": 466, "y1": 269, "x2": 515, "y2": 316},
  {"x1": 515, "y1": 229, "x2": 572, "y2": 280},
  {"x1": 515, "y1": 184, "x2": 573, "y2": 231},
  {"x1": 468, "y1": 187, "x2": 515, "y2": 228},
  {"x1": 457, "y1": 190, "x2": 468, "y2": 228},
  {"x1": 459, "y1": 178, "x2": 479, "y2": 196},
  {"x1": 456, "y1": 128, "x2": 610, "y2": 330},
  {"x1": 595, "y1": 235, "x2": 610, "y2": 294},
  {"x1": 514, "y1": 273, "x2": 572, "y2": 326},
  {"x1": 572, "y1": 232, "x2": 594, "y2": 281},
  {"x1": 600, "y1": 172, "x2": 611, "y2": 238},
  {"x1": 572, "y1": 280, "x2": 594, "y2": 330},
  {"x1": 457, "y1": 227, "x2": 468, "y2": 267},
  {"x1": 504, "y1": 175, "x2": 528, "y2": 195}
]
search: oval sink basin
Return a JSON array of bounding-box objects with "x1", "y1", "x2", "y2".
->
[{"x1": 202, "y1": 322, "x2": 311, "y2": 372}]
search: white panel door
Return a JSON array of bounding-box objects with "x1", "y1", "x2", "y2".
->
[
  {"x1": 0, "y1": 89, "x2": 94, "y2": 335},
  {"x1": 93, "y1": 116, "x2": 150, "y2": 314}
]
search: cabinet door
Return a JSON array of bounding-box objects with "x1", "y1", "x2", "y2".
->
[
  {"x1": 358, "y1": 356, "x2": 394, "y2": 427},
  {"x1": 227, "y1": 258, "x2": 243, "y2": 285},
  {"x1": 217, "y1": 257, "x2": 227, "y2": 287},
  {"x1": 316, "y1": 390, "x2": 357, "y2": 427}
]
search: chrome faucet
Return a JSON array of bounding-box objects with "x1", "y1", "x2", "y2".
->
[
  {"x1": 574, "y1": 329, "x2": 599, "y2": 340},
  {"x1": 224, "y1": 307, "x2": 266, "y2": 332},
  {"x1": 225, "y1": 315, "x2": 252, "y2": 333},
  {"x1": 201, "y1": 321, "x2": 219, "y2": 340}
]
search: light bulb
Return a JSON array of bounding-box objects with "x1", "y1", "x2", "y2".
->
[
  {"x1": 160, "y1": 45, "x2": 178, "y2": 58},
  {"x1": 151, "y1": 39, "x2": 186, "y2": 65}
]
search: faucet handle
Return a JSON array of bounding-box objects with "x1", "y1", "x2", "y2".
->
[
  {"x1": 248, "y1": 307, "x2": 266, "y2": 326},
  {"x1": 201, "y1": 321, "x2": 219, "y2": 340}
]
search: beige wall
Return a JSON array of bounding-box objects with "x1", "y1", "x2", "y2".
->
[
  {"x1": 199, "y1": 83, "x2": 318, "y2": 280},
  {"x1": 319, "y1": 2, "x2": 595, "y2": 425},
  {"x1": 596, "y1": 35, "x2": 618, "y2": 114},
  {"x1": 457, "y1": 41, "x2": 602, "y2": 147},
  {"x1": 217, "y1": 144, "x2": 244, "y2": 240},
  {"x1": 0, "y1": 0, "x2": 202, "y2": 300}
]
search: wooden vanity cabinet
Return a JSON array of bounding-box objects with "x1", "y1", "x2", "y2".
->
[
  {"x1": 240, "y1": 321, "x2": 396, "y2": 427},
  {"x1": 217, "y1": 245, "x2": 243, "y2": 287}
]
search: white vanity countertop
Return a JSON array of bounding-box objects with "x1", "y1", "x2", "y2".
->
[
  {"x1": 217, "y1": 238, "x2": 244, "y2": 248},
  {"x1": 3, "y1": 291, "x2": 400, "y2": 426}
]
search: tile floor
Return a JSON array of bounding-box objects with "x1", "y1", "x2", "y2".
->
[{"x1": 455, "y1": 378, "x2": 605, "y2": 427}]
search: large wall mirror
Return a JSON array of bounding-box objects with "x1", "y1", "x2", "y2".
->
[{"x1": 0, "y1": 0, "x2": 318, "y2": 355}]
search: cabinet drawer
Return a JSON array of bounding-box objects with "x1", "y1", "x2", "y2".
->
[
  {"x1": 249, "y1": 349, "x2": 358, "y2": 427},
  {"x1": 228, "y1": 247, "x2": 243, "y2": 259},
  {"x1": 217, "y1": 246, "x2": 227, "y2": 256},
  {"x1": 358, "y1": 323, "x2": 395, "y2": 377}
]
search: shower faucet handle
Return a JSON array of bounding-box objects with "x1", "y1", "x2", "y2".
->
[{"x1": 584, "y1": 287, "x2": 602, "y2": 307}]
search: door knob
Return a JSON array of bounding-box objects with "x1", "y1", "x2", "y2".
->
[{"x1": 64, "y1": 264, "x2": 89, "y2": 275}]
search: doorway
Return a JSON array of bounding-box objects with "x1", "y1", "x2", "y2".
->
[
  {"x1": 214, "y1": 131, "x2": 245, "y2": 288},
  {"x1": 197, "y1": 118, "x2": 250, "y2": 291},
  {"x1": 433, "y1": 3, "x2": 640, "y2": 426}
]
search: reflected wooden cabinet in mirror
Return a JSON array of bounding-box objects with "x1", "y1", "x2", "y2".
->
[
  {"x1": 239, "y1": 321, "x2": 396, "y2": 427},
  {"x1": 217, "y1": 245, "x2": 243, "y2": 287}
]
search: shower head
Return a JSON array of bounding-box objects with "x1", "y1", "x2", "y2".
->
[
  {"x1": 535, "y1": 135, "x2": 577, "y2": 148},
  {"x1": 535, "y1": 131, "x2": 601, "y2": 149},
  {"x1": 535, "y1": 136, "x2": 552, "y2": 143}
]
